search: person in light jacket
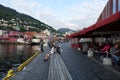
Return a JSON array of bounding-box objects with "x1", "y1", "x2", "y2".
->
[{"x1": 43, "y1": 43, "x2": 55, "y2": 61}]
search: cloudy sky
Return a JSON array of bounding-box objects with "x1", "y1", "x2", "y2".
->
[{"x1": 0, "y1": 0, "x2": 108, "y2": 30}]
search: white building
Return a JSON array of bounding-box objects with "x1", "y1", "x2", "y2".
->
[{"x1": 43, "y1": 29, "x2": 51, "y2": 36}]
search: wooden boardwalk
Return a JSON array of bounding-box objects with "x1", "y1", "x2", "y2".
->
[
  {"x1": 10, "y1": 48, "x2": 50, "y2": 80},
  {"x1": 48, "y1": 53, "x2": 72, "y2": 80},
  {"x1": 10, "y1": 47, "x2": 72, "y2": 80},
  {"x1": 5, "y1": 43, "x2": 120, "y2": 80}
]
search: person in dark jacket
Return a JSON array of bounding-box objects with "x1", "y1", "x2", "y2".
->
[
  {"x1": 40, "y1": 39, "x2": 44, "y2": 52},
  {"x1": 56, "y1": 45, "x2": 62, "y2": 54}
]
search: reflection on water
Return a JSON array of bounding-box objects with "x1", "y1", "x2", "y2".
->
[{"x1": 0, "y1": 44, "x2": 36, "y2": 79}]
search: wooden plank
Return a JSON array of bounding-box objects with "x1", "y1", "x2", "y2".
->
[
  {"x1": 48, "y1": 54, "x2": 54, "y2": 80},
  {"x1": 57, "y1": 55, "x2": 66, "y2": 80},
  {"x1": 57, "y1": 54, "x2": 73, "y2": 80},
  {"x1": 48, "y1": 53, "x2": 73, "y2": 80},
  {"x1": 54, "y1": 55, "x2": 60, "y2": 80},
  {"x1": 10, "y1": 48, "x2": 50, "y2": 80}
]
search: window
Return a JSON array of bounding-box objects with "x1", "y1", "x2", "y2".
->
[
  {"x1": 102, "y1": 10, "x2": 105, "y2": 19},
  {"x1": 102, "y1": 13, "x2": 104, "y2": 19},
  {"x1": 118, "y1": 0, "x2": 120, "y2": 11},
  {"x1": 112, "y1": 0, "x2": 116, "y2": 14},
  {"x1": 107, "y1": 1, "x2": 110, "y2": 16},
  {"x1": 106, "y1": 6, "x2": 107, "y2": 17}
]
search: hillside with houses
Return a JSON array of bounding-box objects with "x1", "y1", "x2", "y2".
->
[
  {"x1": 0, "y1": 4, "x2": 56, "y2": 32},
  {"x1": 0, "y1": 4, "x2": 59, "y2": 45}
]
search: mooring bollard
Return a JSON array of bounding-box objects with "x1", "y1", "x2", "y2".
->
[
  {"x1": 87, "y1": 49, "x2": 94, "y2": 57},
  {"x1": 103, "y1": 52, "x2": 112, "y2": 65},
  {"x1": 78, "y1": 48, "x2": 81, "y2": 51},
  {"x1": 103, "y1": 57, "x2": 112, "y2": 65}
]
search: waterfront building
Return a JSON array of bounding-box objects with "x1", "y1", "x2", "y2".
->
[{"x1": 68, "y1": 0, "x2": 120, "y2": 49}]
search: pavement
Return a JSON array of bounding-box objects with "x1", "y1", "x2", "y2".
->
[{"x1": 60, "y1": 43, "x2": 120, "y2": 80}]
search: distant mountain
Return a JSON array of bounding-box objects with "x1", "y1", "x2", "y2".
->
[
  {"x1": 57, "y1": 28, "x2": 74, "y2": 34},
  {"x1": 0, "y1": 4, "x2": 56, "y2": 32}
]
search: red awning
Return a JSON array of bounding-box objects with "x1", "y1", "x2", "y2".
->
[
  {"x1": 95, "y1": 11, "x2": 120, "y2": 29},
  {"x1": 70, "y1": 11, "x2": 120, "y2": 38},
  {"x1": 79, "y1": 24, "x2": 96, "y2": 35}
]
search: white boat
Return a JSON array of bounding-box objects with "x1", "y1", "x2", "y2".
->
[
  {"x1": 17, "y1": 38, "x2": 25, "y2": 44},
  {"x1": 31, "y1": 39, "x2": 40, "y2": 45}
]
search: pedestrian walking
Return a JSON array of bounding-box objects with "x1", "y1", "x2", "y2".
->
[{"x1": 40, "y1": 39, "x2": 44, "y2": 52}]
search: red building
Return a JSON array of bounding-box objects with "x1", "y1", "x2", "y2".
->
[
  {"x1": 68, "y1": 0, "x2": 120, "y2": 49},
  {"x1": 97, "y1": 0, "x2": 120, "y2": 21}
]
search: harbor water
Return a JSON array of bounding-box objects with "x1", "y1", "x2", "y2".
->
[{"x1": 0, "y1": 44, "x2": 36, "y2": 79}]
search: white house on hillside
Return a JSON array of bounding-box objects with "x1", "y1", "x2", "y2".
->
[{"x1": 43, "y1": 29, "x2": 51, "y2": 36}]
